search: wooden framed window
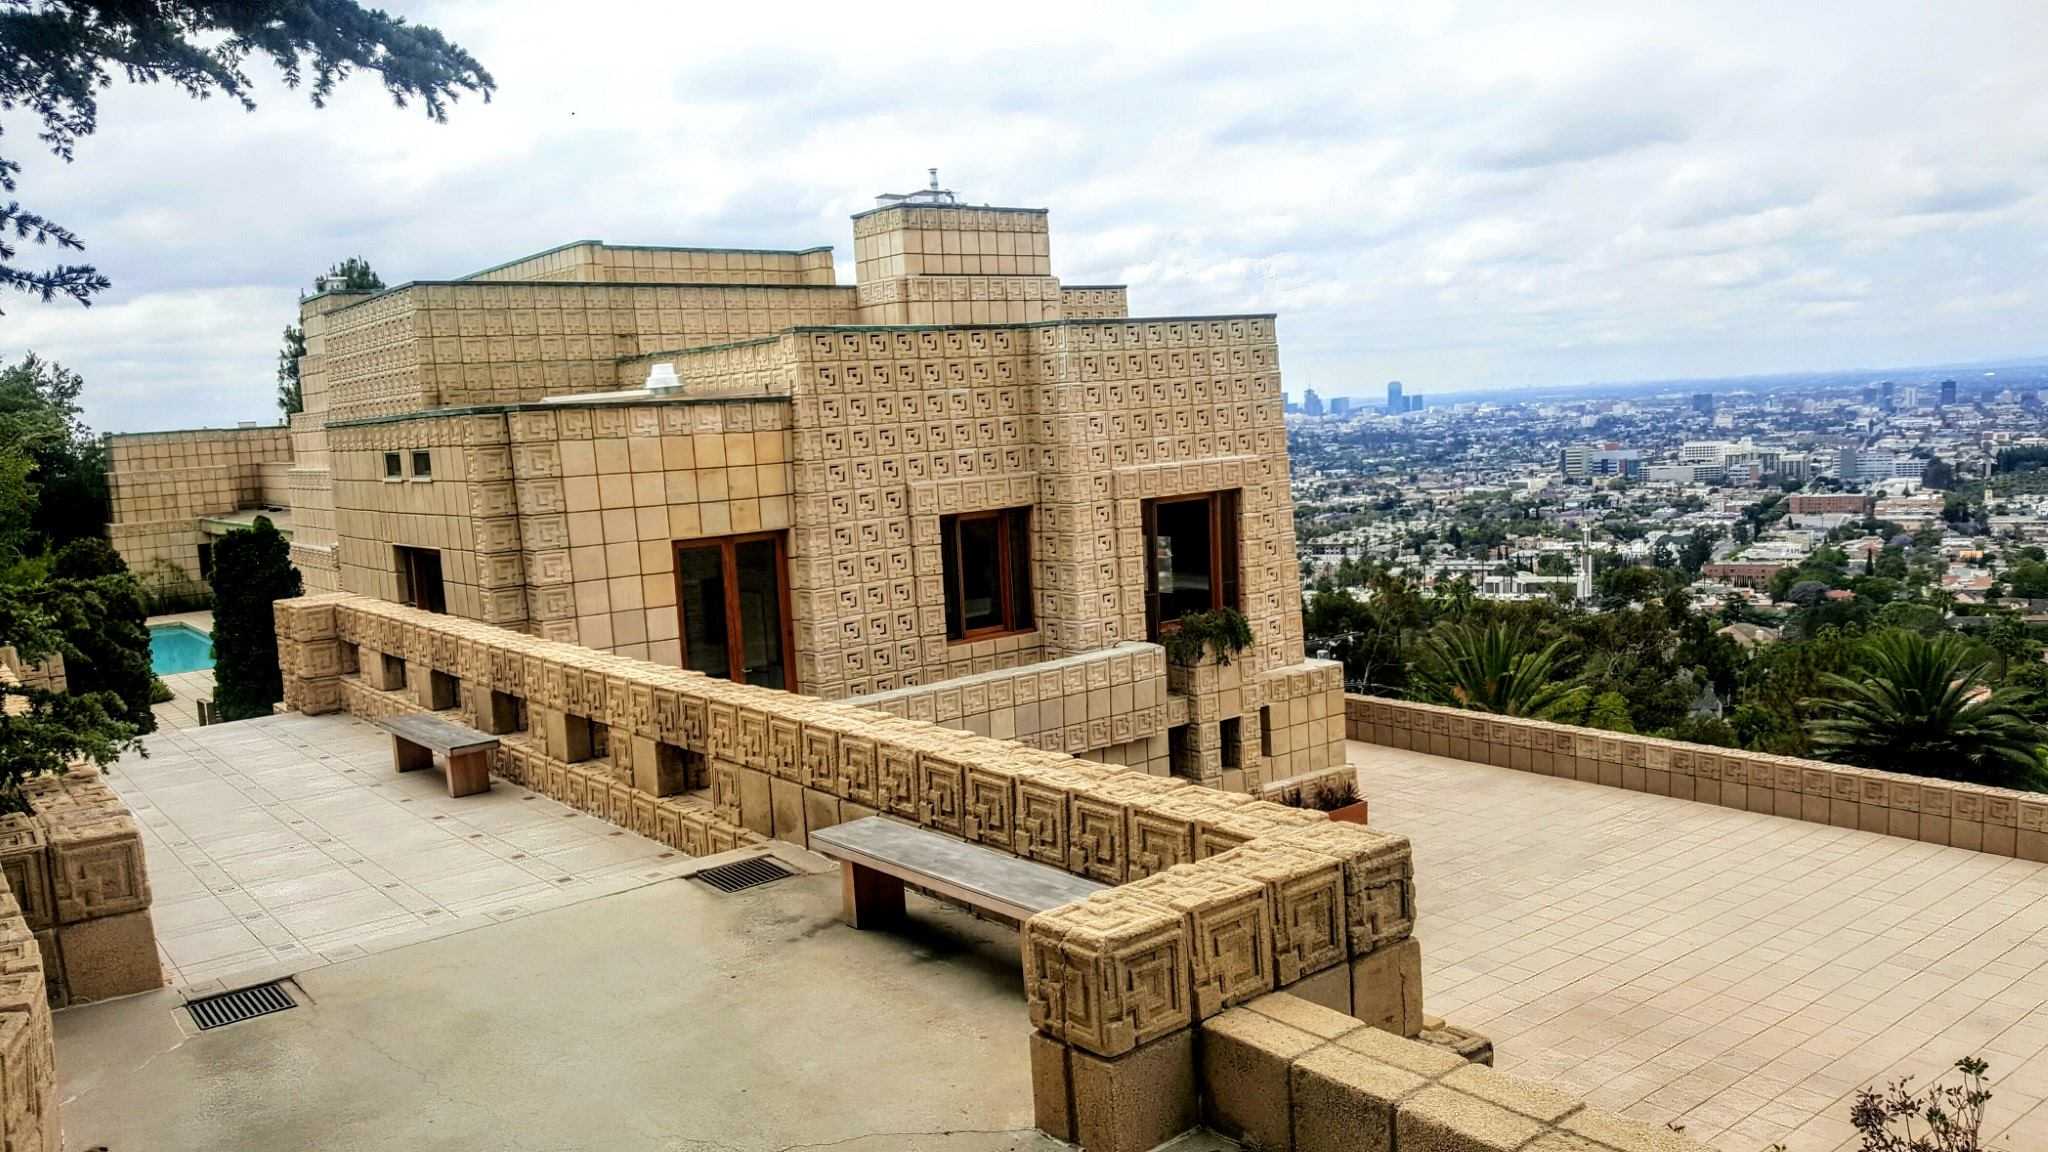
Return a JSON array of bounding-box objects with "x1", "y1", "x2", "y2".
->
[
  {"x1": 395, "y1": 545, "x2": 446, "y2": 614},
  {"x1": 1142, "y1": 491, "x2": 1240, "y2": 640},
  {"x1": 411, "y1": 450, "x2": 433, "y2": 479},
  {"x1": 382, "y1": 452, "x2": 403, "y2": 479},
  {"x1": 941, "y1": 507, "x2": 1033, "y2": 641},
  {"x1": 673, "y1": 531, "x2": 795, "y2": 691}
]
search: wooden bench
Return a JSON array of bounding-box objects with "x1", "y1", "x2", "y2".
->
[
  {"x1": 807, "y1": 816, "x2": 1106, "y2": 930},
  {"x1": 373, "y1": 713, "x2": 500, "y2": 798}
]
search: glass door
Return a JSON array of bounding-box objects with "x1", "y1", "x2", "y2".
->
[{"x1": 673, "y1": 532, "x2": 792, "y2": 691}]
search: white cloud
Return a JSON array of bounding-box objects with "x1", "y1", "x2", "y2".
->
[{"x1": 2, "y1": 0, "x2": 2046, "y2": 430}]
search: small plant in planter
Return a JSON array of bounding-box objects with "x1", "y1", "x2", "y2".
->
[
  {"x1": 1312, "y1": 779, "x2": 1369, "y2": 824},
  {"x1": 1275, "y1": 777, "x2": 1370, "y2": 824},
  {"x1": 1160, "y1": 607, "x2": 1253, "y2": 667}
]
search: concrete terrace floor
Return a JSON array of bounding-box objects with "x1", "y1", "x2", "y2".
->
[
  {"x1": 110, "y1": 712, "x2": 708, "y2": 991},
  {"x1": 57, "y1": 853, "x2": 1072, "y2": 1152},
  {"x1": 50, "y1": 710, "x2": 2048, "y2": 1151},
  {"x1": 1357, "y1": 740, "x2": 2048, "y2": 1152}
]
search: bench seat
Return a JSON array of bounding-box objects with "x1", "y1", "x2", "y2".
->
[
  {"x1": 808, "y1": 816, "x2": 1106, "y2": 929},
  {"x1": 373, "y1": 713, "x2": 499, "y2": 798}
]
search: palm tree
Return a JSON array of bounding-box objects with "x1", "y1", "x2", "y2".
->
[
  {"x1": 1807, "y1": 630, "x2": 2046, "y2": 790},
  {"x1": 1408, "y1": 621, "x2": 1581, "y2": 720}
]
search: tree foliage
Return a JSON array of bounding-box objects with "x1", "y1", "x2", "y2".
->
[
  {"x1": 0, "y1": 352, "x2": 103, "y2": 545},
  {"x1": 1408, "y1": 622, "x2": 1582, "y2": 720},
  {"x1": 0, "y1": 0, "x2": 491, "y2": 308},
  {"x1": 276, "y1": 323, "x2": 304, "y2": 416},
  {"x1": 0, "y1": 577, "x2": 138, "y2": 808},
  {"x1": 1807, "y1": 631, "x2": 2043, "y2": 790},
  {"x1": 209, "y1": 515, "x2": 299, "y2": 721},
  {"x1": 39, "y1": 537, "x2": 151, "y2": 731}
]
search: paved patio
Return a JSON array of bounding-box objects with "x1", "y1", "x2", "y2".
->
[
  {"x1": 55, "y1": 858, "x2": 1077, "y2": 1152},
  {"x1": 1357, "y1": 741, "x2": 2048, "y2": 1152},
  {"x1": 109, "y1": 711, "x2": 705, "y2": 992},
  {"x1": 71, "y1": 711, "x2": 2048, "y2": 1150}
]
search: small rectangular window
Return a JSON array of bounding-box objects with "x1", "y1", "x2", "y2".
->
[
  {"x1": 941, "y1": 507, "x2": 1034, "y2": 641},
  {"x1": 1221, "y1": 716, "x2": 1242, "y2": 770},
  {"x1": 411, "y1": 450, "x2": 432, "y2": 478},
  {"x1": 197, "y1": 542, "x2": 213, "y2": 581},
  {"x1": 383, "y1": 452, "x2": 403, "y2": 479},
  {"x1": 589, "y1": 721, "x2": 611, "y2": 762}
]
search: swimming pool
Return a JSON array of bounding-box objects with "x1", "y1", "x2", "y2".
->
[{"x1": 149, "y1": 623, "x2": 215, "y2": 676}]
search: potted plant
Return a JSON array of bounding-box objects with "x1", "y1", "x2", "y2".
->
[
  {"x1": 1273, "y1": 777, "x2": 1370, "y2": 824},
  {"x1": 1314, "y1": 778, "x2": 1370, "y2": 825}
]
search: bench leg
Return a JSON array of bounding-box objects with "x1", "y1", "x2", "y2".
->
[
  {"x1": 394, "y1": 736, "x2": 432, "y2": 775},
  {"x1": 841, "y1": 861, "x2": 904, "y2": 930},
  {"x1": 446, "y1": 749, "x2": 491, "y2": 798}
]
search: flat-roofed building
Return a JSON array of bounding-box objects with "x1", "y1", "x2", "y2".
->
[{"x1": 154, "y1": 180, "x2": 1342, "y2": 791}]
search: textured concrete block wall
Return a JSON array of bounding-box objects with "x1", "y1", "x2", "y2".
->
[
  {"x1": 1348, "y1": 694, "x2": 2048, "y2": 861},
  {"x1": 318, "y1": 281, "x2": 860, "y2": 425},
  {"x1": 328, "y1": 397, "x2": 796, "y2": 659},
  {"x1": 1193, "y1": 992, "x2": 1713, "y2": 1152},
  {"x1": 103, "y1": 425, "x2": 293, "y2": 592},
  {"x1": 0, "y1": 876, "x2": 56, "y2": 1152}
]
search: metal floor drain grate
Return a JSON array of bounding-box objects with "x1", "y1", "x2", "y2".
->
[
  {"x1": 188, "y1": 981, "x2": 296, "y2": 1030},
  {"x1": 695, "y1": 855, "x2": 794, "y2": 894}
]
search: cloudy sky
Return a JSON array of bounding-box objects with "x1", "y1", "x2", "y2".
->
[{"x1": 4, "y1": 0, "x2": 2046, "y2": 432}]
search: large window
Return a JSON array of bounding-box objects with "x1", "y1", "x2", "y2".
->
[
  {"x1": 1143, "y1": 491, "x2": 1239, "y2": 639},
  {"x1": 395, "y1": 546, "x2": 446, "y2": 614},
  {"x1": 942, "y1": 507, "x2": 1033, "y2": 641},
  {"x1": 674, "y1": 532, "x2": 793, "y2": 691}
]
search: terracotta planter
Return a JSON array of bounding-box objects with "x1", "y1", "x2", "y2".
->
[{"x1": 1327, "y1": 800, "x2": 1370, "y2": 825}]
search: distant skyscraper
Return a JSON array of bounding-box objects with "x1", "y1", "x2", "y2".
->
[
  {"x1": 1940, "y1": 379, "x2": 1958, "y2": 406},
  {"x1": 1881, "y1": 380, "x2": 1895, "y2": 411},
  {"x1": 1897, "y1": 384, "x2": 1919, "y2": 408},
  {"x1": 1303, "y1": 388, "x2": 1324, "y2": 418},
  {"x1": 1692, "y1": 392, "x2": 1713, "y2": 416},
  {"x1": 1386, "y1": 380, "x2": 1404, "y2": 414},
  {"x1": 1329, "y1": 396, "x2": 1352, "y2": 416},
  {"x1": 1408, "y1": 395, "x2": 1424, "y2": 413},
  {"x1": 1862, "y1": 385, "x2": 1879, "y2": 405}
]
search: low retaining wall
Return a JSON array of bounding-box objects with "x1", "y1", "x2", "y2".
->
[
  {"x1": 0, "y1": 770, "x2": 161, "y2": 1006},
  {"x1": 1195, "y1": 991, "x2": 1710, "y2": 1152},
  {"x1": 1347, "y1": 694, "x2": 2048, "y2": 860},
  {"x1": 0, "y1": 875, "x2": 56, "y2": 1152}
]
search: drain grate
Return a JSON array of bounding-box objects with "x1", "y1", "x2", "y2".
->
[
  {"x1": 187, "y1": 981, "x2": 296, "y2": 1030},
  {"x1": 695, "y1": 855, "x2": 794, "y2": 894}
]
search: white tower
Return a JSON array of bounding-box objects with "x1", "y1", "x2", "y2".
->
[{"x1": 1578, "y1": 525, "x2": 1594, "y2": 602}]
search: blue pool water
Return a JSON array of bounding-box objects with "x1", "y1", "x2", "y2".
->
[{"x1": 149, "y1": 624, "x2": 215, "y2": 675}]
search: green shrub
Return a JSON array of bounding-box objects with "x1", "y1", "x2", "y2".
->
[
  {"x1": 1161, "y1": 607, "x2": 1254, "y2": 667},
  {"x1": 209, "y1": 517, "x2": 301, "y2": 722}
]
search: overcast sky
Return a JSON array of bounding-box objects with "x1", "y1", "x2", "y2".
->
[{"x1": 4, "y1": 0, "x2": 2046, "y2": 432}]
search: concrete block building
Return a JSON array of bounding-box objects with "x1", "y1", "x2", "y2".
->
[
  {"x1": 105, "y1": 427, "x2": 293, "y2": 597},
  {"x1": 220, "y1": 180, "x2": 1341, "y2": 792}
]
